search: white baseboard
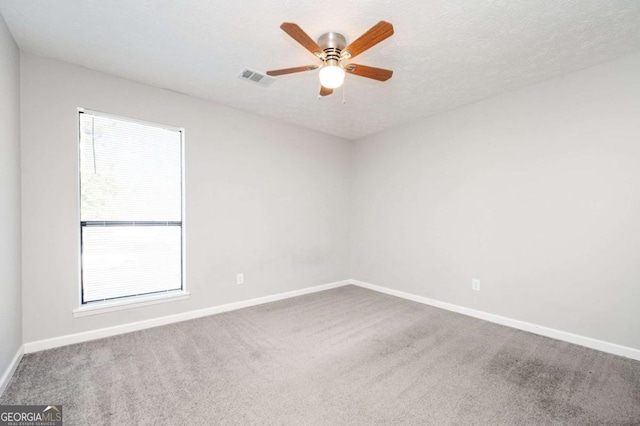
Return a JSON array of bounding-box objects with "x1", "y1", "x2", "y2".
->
[
  {"x1": 22, "y1": 278, "x2": 640, "y2": 362},
  {"x1": 24, "y1": 280, "x2": 350, "y2": 354},
  {"x1": 350, "y1": 279, "x2": 640, "y2": 361},
  {"x1": 0, "y1": 345, "x2": 24, "y2": 397}
]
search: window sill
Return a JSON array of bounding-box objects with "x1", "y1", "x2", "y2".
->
[{"x1": 73, "y1": 291, "x2": 190, "y2": 318}]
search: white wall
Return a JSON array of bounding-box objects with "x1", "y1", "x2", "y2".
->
[
  {"x1": 351, "y1": 53, "x2": 640, "y2": 350},
  {"x1": 20, "y1": 54, "x2": 351, "y2": 344},
  {"x1": 0, "y1": 13, "x2": 22, "y2": 377}
]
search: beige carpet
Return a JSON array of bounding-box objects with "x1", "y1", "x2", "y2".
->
[{"x1": 2, "y1": 285, "x2": 639, "y2": 425}]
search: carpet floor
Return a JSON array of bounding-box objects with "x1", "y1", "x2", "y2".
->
[{"x1": 2, "y1": 285, "x2": 639, "y2": 425}]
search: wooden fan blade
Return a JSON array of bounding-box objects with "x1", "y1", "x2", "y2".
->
[
  {"x1": 345, "y1": 64, "x2": 393, "y2": 81},
  {"x1": 319, "y1": 86, "x2": 333, "y2": 96},
  {"x1": 266, "y1": 65, "x2": 318, "y2": 76},
  {"x1": 280, "y1": 22, "x2": 324, "y2": 58},
  {"x1": 342, "y1": 21, "x2": 394, "y2": 59}
]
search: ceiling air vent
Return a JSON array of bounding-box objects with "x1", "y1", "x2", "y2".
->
[{"x1": 238, "y1": 68, "x2": 275, "y2": 87}]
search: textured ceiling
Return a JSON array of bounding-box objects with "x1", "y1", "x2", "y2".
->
[{"x1": 1, "y1": 1, "x2": 640, "y2": 140}]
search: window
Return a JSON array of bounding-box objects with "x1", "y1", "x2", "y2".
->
[{"x1": 79, "y1": 110, "x2": 184, "y2": 305}]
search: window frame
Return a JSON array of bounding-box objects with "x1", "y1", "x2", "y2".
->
[{"x1": 75, "y1": 108, "x2": 188, "y2": 315}]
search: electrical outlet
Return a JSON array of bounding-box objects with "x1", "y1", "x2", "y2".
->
[
  {"x1": 236, "y1": 273, "x2": 244, "y2": 285},
  {"x1": 472, "y1": 279, "x2": 480, "y2": 291}
]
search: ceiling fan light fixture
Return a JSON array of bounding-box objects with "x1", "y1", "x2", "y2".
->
[
  {"x1": 319, "y1": 64, "x2": 345, "y2": 89},
  {"x1": 267, "y1": 22, "x2": 394, "y2": 96}
]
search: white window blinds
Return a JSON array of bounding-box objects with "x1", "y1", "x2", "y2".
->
[{"x1": 79, "y1": 111, "x2": 184, "y2": 303}]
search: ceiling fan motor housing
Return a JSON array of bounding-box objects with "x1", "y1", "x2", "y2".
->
[{"x1": 318, "y1": 32, "x2": 347, "y2": 66}]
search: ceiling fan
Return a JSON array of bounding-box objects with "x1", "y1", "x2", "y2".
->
[{"x1": 267, "y1": 21, "x2": 394, "y2": 97}]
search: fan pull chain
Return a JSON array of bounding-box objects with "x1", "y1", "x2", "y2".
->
[{"x1": 342, "y1": 79, "x2": 346, "y2": 104}]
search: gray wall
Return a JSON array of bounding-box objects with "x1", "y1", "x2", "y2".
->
[
  {"x1": 20, "y1": 54, "x2": 351, "y2": 343},
  {"x1": 351, "y1": 53, "x2": 640, "y2": 350},
  {"x1": 0, "y1": 13, "x2": 22, "y2": 376},
  {"x1": 15, "y1": 45, "x2": 640, "y2": 352}
]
